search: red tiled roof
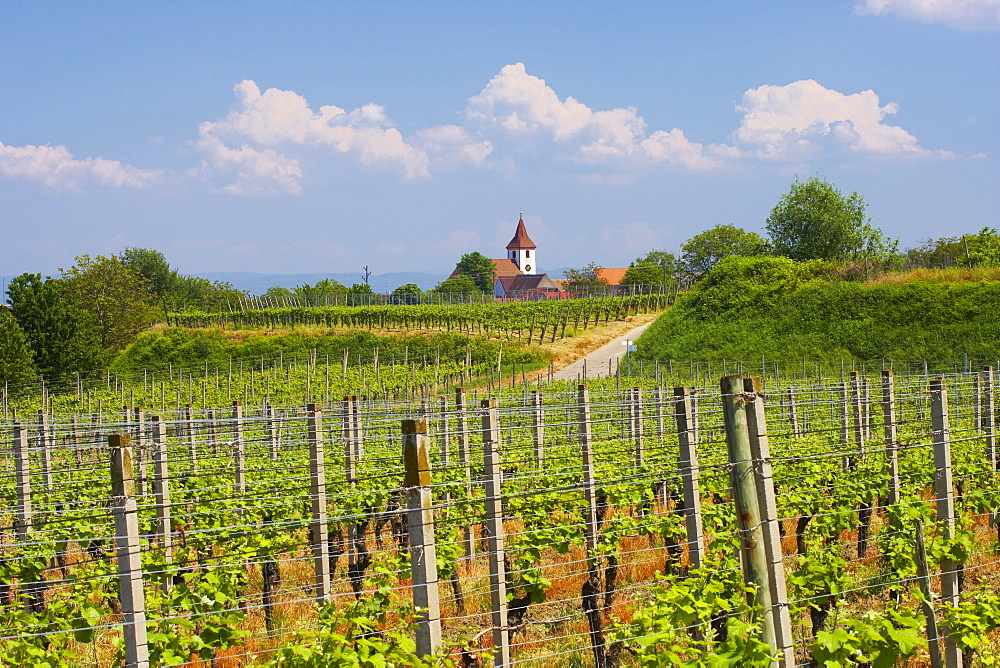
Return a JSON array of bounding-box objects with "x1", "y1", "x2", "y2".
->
[
  {"x1": 448, "y1": 257, "x2": 522, "y2": 281},
  {"x1": 506, "y1": 217, "x2": 536, "y2": 250},
  {"x1": 491, "y1": 258, "x2": 522, "y2": 278},
  {"x1": 596, "y1": 268, "x2": 628, "y2": 286}
]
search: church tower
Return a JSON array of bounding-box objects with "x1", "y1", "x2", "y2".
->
[{"x1": 506, "y1": 214, "x2": 537, "y2": 275}]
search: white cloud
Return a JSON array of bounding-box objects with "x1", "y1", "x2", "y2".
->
[
  {"x1": 731, "y1": 79, "x2": 958, "y2": 161},
  {"x1": 0, "y1": 141, "x2": 162, "y2": 191},
  {"x1": 196, "y1": 79, "x2": 432, "y2": 193},
  {"x1": 413, "y1": 125, "x2": 493, "y2": 166},
  {"x1": 855, "y1": 0, "x2": 1000, "y2": 31},
  {"x1": 465, "y1": 63, "x2": 729, "y2": 171},
  {"x1": 193, "y1": 133, "x2": 303, "y2": 195}
]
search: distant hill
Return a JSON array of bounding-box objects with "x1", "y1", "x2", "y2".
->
[{"x1": 199, "y1": 271, "x2": 447, "y2": 295}]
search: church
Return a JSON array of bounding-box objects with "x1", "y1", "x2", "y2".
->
[{"x1": 492, "y1": 216, "x2": 561, "y2": 299}]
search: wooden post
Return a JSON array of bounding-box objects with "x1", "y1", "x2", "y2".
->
[
  {"x1": 403, "y1": 419, "x2": 443, "y2": 658},
  {"x1": 456, "y1": 388, "x2": 474, "y2": 560},
  {"x1": 673, "y1": 387, "x2": 705, "y2": 570},
  {"x1": 267, "y1": 406, "x2": 278, "y2": 461},
  {"x1": 151, "y1": 416, "x2": 172, "y2": 567},
  {"x1": 308, "y1": 404, "x2": 332, "y2": 604},
  {"x1": 929, "y1": 378, "x2": 963, "y2": 668},
  {"x1": 438, "y1": 396, "x2": 450, "y2": 467},
  {"x1": 984, "y1": 367, "x2": 996, "y2": 469},
  {"x1": 38, "y1": 411, "x2": 53, "y2": 493},
  {"x1": 631, "y1": 386, "x2": 644, "y2": 467},
  {"x1": 109, "y1": 434, "x2": 150, "y2": 667},
  {"x1": 207, "y1": 407, "x2": 219, "y2": 456},
  {"x1": 973, "y1": 373, "x2": 982, "y2": 432},
  {"x1": 352, "y1": 395, "x2": 363, "y2": 461},
  {"x1": 743, "y1": 378, "x2": 795, "y2": 667},
  {"x1": 882, "y1": 371, "x2": 901, "y2": 507},
  {"x1": 849, "y1": 372, "x2": 865, "y2": 460},
  {"x1": 654, "y1": 387, "x2": 665, "y2": 440},
  {"x1": 531, "y1": 390, "x2": 544, "y2": 465},
  {"x1": 232, "y1": 402, "x2": 245, "y2": 493},
  {"x1": 787, "y1": 387, "x2": 801, "y2": 437},
  {"x1": 480, "y1": 398, "x2": 510, "y2": 666},
  {"x1": 914, "y1": 520, "x2": 945, "y2": 668},
  {"x1": 577, "y1": 385, "x2": 607, "y2": 667},
  {"x1": 720, "y1": 376, "x2": 777, "y2": 658},
  {"x1": 13, "y1": 422, "x2": 32, "y2": 540},
  {"x1": 839, "y1": 383, "x2": 852, "y2": 470}
]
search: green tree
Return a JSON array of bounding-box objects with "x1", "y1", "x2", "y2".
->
[
  {"x1": 295, "y1": 278, "x2": 348, "y2": 297},
  {"x1": 180, "y1": 277, "x2": 246, "y2": 311},
  {"x1": 6, "y1": 273, "x2": 107, "y2": 379},
  {"x1": 263, "y1": 286, "x2": 294, "y2": 297},
  {"x1": 119, "y1": 247, "x2": 184, "y2": 298},
  {"x1": 622, "y1": 250, "x2": 678, "y2": 287},
  {"x1": 766, "y1": 176, "x2": 896, "y2": 262},
  {"x1": 432, "y1": 274, "x2": 482, "y2": 295},
  {"x1": 61, "y1": 254, "x2": 157, "y2": 351},
  {"x1": 453, "y1": 252, "x2": 496, "y2": 293},
  {"x1": 390, "y1": 283, "x2": 422, "y2": 305},
  {"x1": 0, "y1": 308, "x2": 37, "y2": 391},
  {"x1": 350, "y1": 283, "x2": 374, "y2": 294},
  {"x1": 906, "y1": 227, "x2": 1000, "y2": 268},
  {"x1": 681, "y1": 225, "x2": 768, "y2": 272},
  {"x1": 564, "y1": 262, "x2": 608, "y2": 293}
]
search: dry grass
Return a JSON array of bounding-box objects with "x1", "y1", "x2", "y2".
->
[{"x1": 868, "y1": 266, "x2": 1000, "y2": 285}]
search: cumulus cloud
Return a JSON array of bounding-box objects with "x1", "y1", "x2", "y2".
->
[
  {"x1": 855, "y1": 0, "x2": 1000, "y2": 31},
  {"x1": 731, "y1": 79, "x2": 958, "y2": 161},
  {"x1": 0, "y1": 141, "x2": 162, "y2": 191},
  {"x1": 413, "y1": 125, "x2": 493, "y2": 166},
  {"x1": 465, "y1": 63, "x2": 730, "y2": 171},
  {"x1": 195, "y1": 79, "x2": 433, "y2": 193}
]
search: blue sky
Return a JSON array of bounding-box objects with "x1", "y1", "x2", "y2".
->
[{"x1": 2, "y1": 1, "x2": 997, "y2": 284}]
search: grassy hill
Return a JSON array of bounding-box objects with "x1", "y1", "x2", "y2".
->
[{"x1": 635, "y1": 256, "x2": 1000, "y2": 369}]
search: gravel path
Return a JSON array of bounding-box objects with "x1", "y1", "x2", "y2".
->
[{"x1": 551, "y1": 321, "x2": 654, "y2": 381}]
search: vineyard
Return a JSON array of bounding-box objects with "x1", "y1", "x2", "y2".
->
[
  {"x1": 164, "y1": 294, "x2": 670, "y2": 342},
  {"x1": 1, "y1": 364, "x2": 999, "y2": 666}
]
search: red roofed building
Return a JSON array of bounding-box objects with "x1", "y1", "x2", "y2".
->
[{"x1": 596, "y1": 267, "x2": 628, "y2": 286}]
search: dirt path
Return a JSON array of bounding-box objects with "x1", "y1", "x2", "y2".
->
[{"x1": 549, "y1": 319, "x2": 655, "y2": 381}]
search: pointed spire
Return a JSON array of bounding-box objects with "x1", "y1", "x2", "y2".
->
[{"x1": 506, "y1": 214, "x2": 536, "y2": 250}]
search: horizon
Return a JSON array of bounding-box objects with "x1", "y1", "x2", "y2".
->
[{"x1": 2, "y1": 1, "x2": 997, "y2": 279}]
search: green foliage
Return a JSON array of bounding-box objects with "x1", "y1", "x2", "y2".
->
[
  {"x1": 295, "y1": 278, "x2": 348, "y2": 296},
  {"x1": 112, "y1": 328, "x2": 542, "y2": 374},
  {"x1": 622, "y1": 250, "x2": 677, "y2": 286},
  {"x1": 6, "y1": 273, "x2": 108, "y2": 379},
  {"x1": 119, "y1": 247, "x2": 180, "y2": 298},
  {"x1": 454, "y1": 251, "x2": 496, "y2": 293},
  {"x1": 350, "y1": 283, "x2": 374, "y2": 294},
  {"x1": 0, "y1": 308, "x2": 37, "y2": 389},
  {"x1": 61, "y1": 254, "x2": 157, "y2": 351},
  {"x1": 906, "y1": 226, "x2": 1000, "y2": 268},
  {"x1": 637, "y1": 256, "x2": 1000, "y2": 364},
  {"x1": 392, "y1": 283, "x2": 422, "y2": 295},
  {"x1": 766, "y1": 176, "x2": 897, "y2": 262},
  {"x1": 681, "y1": 224, "x2": 768, "y2": 272},
  {"x1": 564, "y1": 261, "x2": 607, "y2": 292},
  {"x1": 432, "y1": 274, "x2": 482, "y2": 294},
  {"x1": 811, "y1": 609, "x2": 924, "y2": 667},
  {"x1": 263, "y1": 286, "x2": 294, "y2": 297}
]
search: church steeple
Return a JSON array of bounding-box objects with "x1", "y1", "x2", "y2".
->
[{"x1": 506, "y1": 213, "x2": 537, "y2": 275}]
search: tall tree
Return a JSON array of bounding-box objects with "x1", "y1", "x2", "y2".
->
[
  {"x1": 564, "y1": 262, "x2": 607, "y2": 293},
  {"x1": 622, "y1": 250, "x2": 678, "y2": 286},
  {"x1": 680, "y1": 225, "x2": 767, "y2": 272},
  {"x1": 453, "y1": 252, "x2": 496, "y2": 293},
  {"x1": 432, "y1": 274, "x2": 482, "y2": 295},
  {"x1": 120, "y1": 247, "x2": 183, "y2": 298},
  {"x1": 6, "y1": 273, "x2": 107, "y2": 379},
  {"x1": 906, "y1": 227, "x2": 1000, "y2": 268},
  {"x1": 0, "y1": 308, "x2": 37, "y2": 391},
  {"x1": 765, "y1": 176, "x2": 896, "y2": 262},
  {"x1": 61, "y1": 254, "x2": 157, "y2": 351}
]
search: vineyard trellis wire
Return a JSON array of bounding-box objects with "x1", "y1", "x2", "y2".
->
[{"x1": 0, "y1": 368, "x2": 998, "y2": 665}]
